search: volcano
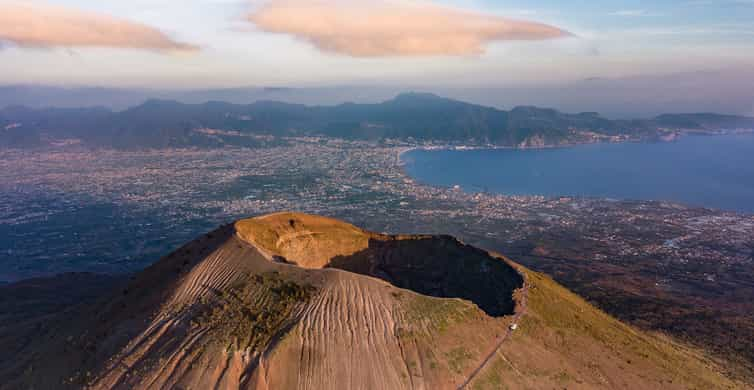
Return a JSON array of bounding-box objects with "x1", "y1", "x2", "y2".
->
[{"x1": 0, "y1": 213, "x2": 740, "y2": 389}]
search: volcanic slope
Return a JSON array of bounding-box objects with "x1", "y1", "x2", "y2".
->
[{"x1": 0, "y1": 212, "x2": 743, "y2": 389}]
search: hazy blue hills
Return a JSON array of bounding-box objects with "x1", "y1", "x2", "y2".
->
[
  {"x1": 655, "y1": 113, "x2": 754, "y2": 130},
  {"x1": 1, "y1": 92, "x2": 753, "y2": 149}
]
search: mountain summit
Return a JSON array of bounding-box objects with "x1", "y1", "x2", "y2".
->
[{"x1": 0, "y1": 213, "x2": 741, "y2": 389}]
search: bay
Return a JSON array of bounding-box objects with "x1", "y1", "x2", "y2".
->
[{"x1": 403, "y1": 134, "x2": 754, "y2": 214}]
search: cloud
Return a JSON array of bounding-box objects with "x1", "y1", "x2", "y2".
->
[
  {"x1": 609, "y1": 9, "x2": 657, "y2": 17},
  {"x1": 0, "y1": 1, "x2": 198, "y2": 52},
  {"x1": 610, "y1": 10, "x2": 645, "y2": 16},
  {"x1": 248, "y1": 0, "x2": 569, "y2": 57}
]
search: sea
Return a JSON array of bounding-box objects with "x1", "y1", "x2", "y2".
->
[{"x1": 403, "y1": 134, "x2": 754, "y2": 214}]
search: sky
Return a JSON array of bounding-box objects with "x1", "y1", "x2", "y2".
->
[{"x1": 0, "y1": 0, "x2": 753, "y2": 108}]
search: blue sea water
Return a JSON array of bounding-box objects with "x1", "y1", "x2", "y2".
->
[{"x1": 403, "y1": 134, "x2": 754, "y2": 214}]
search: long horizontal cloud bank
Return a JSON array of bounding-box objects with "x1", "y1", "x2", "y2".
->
[
  {"x1": 0, "y1": 1, "x2": 197, "y2": 51},
  {"x1": 249, "y1": 0, "x2": 569, "y2": 57}
]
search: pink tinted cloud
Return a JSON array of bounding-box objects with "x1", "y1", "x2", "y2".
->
[
  {"x1": 249, "y1": 0, "x2": 570, "y2": 57},
  {"x1": 0, "y1": 2, "x2": 197, "y2": 52}
]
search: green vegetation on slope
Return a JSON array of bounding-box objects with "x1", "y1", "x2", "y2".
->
[
  {"x1": 195, "y1": 272, "x2": 316, "y2": 352},
  {"x1": 399, "y1": 293, "x2": 480, "y2": 335},
  {"x1": 479, "y1": 268, "x2": 742, "y2": 389}
]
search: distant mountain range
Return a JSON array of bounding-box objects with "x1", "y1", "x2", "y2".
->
[{"x1": 1, "y1": 92, "x2": 753, "y2": 149}]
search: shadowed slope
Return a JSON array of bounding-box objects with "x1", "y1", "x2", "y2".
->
[{"x1": 328, "y1": 237, "x2": 522, "y2": 317}]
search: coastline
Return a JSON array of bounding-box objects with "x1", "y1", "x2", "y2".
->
[
  {"x1": 397, "y1": 130, "x2": 754, "y2": 166},
  {"x1": 397, "y1": 132, "x2": 754, "y2": 215}
]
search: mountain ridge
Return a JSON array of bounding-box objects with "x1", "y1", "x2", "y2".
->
[{"x1": 2, "y1": 93, "x2": 753, "y2": 149}]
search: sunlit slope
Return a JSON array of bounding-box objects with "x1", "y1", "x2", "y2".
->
[
  {"x1": 469, "y1": 267, "x2": 740, "y2": 389},
  {"x1": 235, "y1": 212, "x2": 373, "y2": 268},
  {"x1": 0, "y1": 212, "x2": 743, "y2": 389}
]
